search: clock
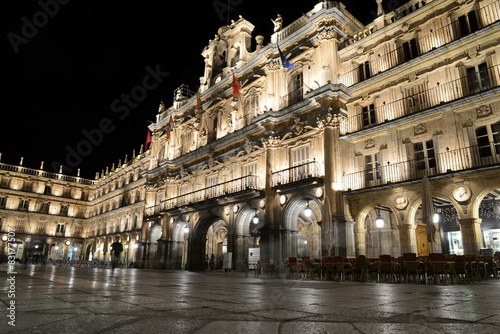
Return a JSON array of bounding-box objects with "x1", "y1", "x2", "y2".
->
[{"x1": 452, "y1": 185, "x2": 471, "y2": 202}]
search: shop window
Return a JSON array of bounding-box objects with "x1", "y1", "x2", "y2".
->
[{"x1": 448, "y1": 231, "x2": 463, "y2": 255}]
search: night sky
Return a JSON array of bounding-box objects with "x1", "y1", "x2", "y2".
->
[{"x1": 4, "y1": 0, "x2": 407, "y2": 179}]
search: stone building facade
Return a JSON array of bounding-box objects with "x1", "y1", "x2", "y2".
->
[{"x1": 1, "y1": 0, "x2": 499, "y2": 270}]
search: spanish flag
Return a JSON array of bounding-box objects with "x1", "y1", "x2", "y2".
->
[
  {"x1": 232, "y1": 73, "x2": 241, "y2": 98},
  {"x1": 166, "y1": 116, "x2": 174, "y2": 139},
  {"x1": 145, "y1": 130, "x2": 152, "y2": 150},
  {"x1": 196, "y1": 89, "x2": 202, "y2": 113}
]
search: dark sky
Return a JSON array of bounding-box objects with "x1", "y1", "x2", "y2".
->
[{"x1": 3, "y1": 0, "x2": 403, "y2": 179}]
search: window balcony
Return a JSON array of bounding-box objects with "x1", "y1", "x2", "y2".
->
[
  {"x1": 342, "y1": 144, "x2": 500, "y2": 192},
  {"x1": 345, "y1": 64, "x2": 500, "y2": 134},
  {"x1": 340, "y1": 0, "x2": 500, "y2": 87},
  {"x1": 272, "y1": 160, "x2": 322, "y2": 190},
  {"x1": 160, "y1": 175, "x2": 263, "y2": 211}
]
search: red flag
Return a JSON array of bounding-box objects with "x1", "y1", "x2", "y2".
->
[
  {"x1": 232, "y1": 73, "x2": 241, "y2": 98},
  {"x1": 196, "y1": 89, "x2": 202, "y2": 113},
  {"x1": 145, "y1": 130, "x2": 152, "y2": 150},
  {"x1": 166, "y1": 116, "x2": 174, "y2": 139}
]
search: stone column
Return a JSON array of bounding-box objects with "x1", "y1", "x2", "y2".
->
[
  {"x1": 134, "y1": 241, "x2": 146, "y2": 268},
  {"x1": 459, "y1": 218, "x2": 482, "y2": 255},
  {"x1": 261, "y1": 136, "x2": 280, "y2": 261},
  {"x1": 319, "y1": 110, "x2": 349, "y2": 257},
  {"x1": 355, "y1": 228, "x2": 367, "y2": 256},
  {"x1": 398, "y1": 224, "x2": 417, "y2": 255}
]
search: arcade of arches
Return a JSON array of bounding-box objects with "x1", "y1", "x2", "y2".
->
[{"x1": 128, "y1": 172, "x2": 499, "y2": 271}]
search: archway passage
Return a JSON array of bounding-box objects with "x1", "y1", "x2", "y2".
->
[
  {"x1": 364, "y1": 205, "x2": 400, "y2": 258},
  {"x1": 188, "y1": 215, "x2": 227, "y2": 271},
  {"x1": 281, "y1": 195, "x2": 323, "y2": 262},
  {"x1": 475, "y1": 188, "x2": 500, "y2": 255},
  {"x1": 206, "y1": 220, "x2": 227, "y2": 270}
]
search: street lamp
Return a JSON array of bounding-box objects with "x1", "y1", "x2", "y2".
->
[
  {"x1": 183, "y1": 223, "x2": 189, "y2": 234},
  {"x1": 433, "y1": 208, "x2": 441, "y2": 223},
  {"x1": 252, "y1": 211, "x2": 259, "y2": 224},
  {"x1": 304, "y1": 200, "x2": 312, "y2": 217},
  {"x1": 375, "y1": 208, "x2": 384, "y2": 228}
]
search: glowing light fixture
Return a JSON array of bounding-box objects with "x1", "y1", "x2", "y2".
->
[
  {"x1": 304, "y1": 200, "x2": 312, "y2": 217},
  {"x1": 375, "y1": 207, "x2": 384, "y2": 228},
  {"x1": 252, "y1": 211, "x2": 259, "y2": 224},
  {"x1": 184, "y1": 224, "x2": 189, "y2": 234}
]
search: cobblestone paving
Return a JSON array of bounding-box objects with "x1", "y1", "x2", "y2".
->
[{"x1": 1, "y1": 264, "x2": 499, "y2": 333}]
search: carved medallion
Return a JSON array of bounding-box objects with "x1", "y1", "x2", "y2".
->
[
  {"x1": 414, "y1": 123, "x2": 427, "y2": 135},
  {"x1": 395, "y1": 195, "x2": 408, "y2": 210},
  {"x1": 476, "y1": 105, "x2": 492, "y2": 118}
]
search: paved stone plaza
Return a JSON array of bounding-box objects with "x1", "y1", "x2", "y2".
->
[{"x1": 1, "y1": 264, "x2": 500, "y2": 333}]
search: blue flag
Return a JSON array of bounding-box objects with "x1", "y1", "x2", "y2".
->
[{"x1": 277, "y1": 44, "x2": 294, "y2": 70}]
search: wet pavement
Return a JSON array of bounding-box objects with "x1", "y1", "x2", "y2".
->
[{"x1": 1, "y1": 264, "x2": 500, "y2": 333}]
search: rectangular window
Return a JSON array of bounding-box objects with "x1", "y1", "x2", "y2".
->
[
  {"x1": 0, "y1": 197, "x2": 6, "y2": 209},
  {"x1": 475, "y1": 122, "x2": 500, "y2": 158},
  {"x1": 362, "y1": 104, "x2": 376, "y2": 128},
  {"x1": 365, "y1": 153, "x2": 381, "y2": 182},
  {"x1": 243, "y1": 162, "x2": 258, "y2": 188},
  {"x1": 291, "y1": 145, "x2": 310, "y2": 181},
  {"x1": 207, "y1": 175, "x2": 219, "y2": 198},
  {"x1": 56, "y1": 224, "x2": 65, "y2": 234},
  {"x1": 414, "y1": 140, "x2": 436, "y2": 171},
  {"x1": 466, "y1": 63, "x2": 490, "y2": 95},
  {"x1": 358, "y1": 61, "x2": 371, "y2": 82},
  {"x1": 400, "y1": 38, "x2": 419, "y2": 63},
  {"x1": 19, "y1": 199, "x2": 29, "y2": 211},
  {"x1": 292, "y1": 72, "x2": 304, "y2": 104},
  {"x1": 457, "y1": 10, "x2": 480, "y2": 37},
  {"x1": 60, "y1": 205, "x2": 68, "y2": 216},
  {"x1": 40, "y1": 202, "x2": 49, "y2": 214},
  {"x1": 405, "y1": 82, "x2": 428, "y2": 114}
]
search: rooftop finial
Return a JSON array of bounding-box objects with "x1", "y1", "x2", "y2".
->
[
  {"x1": 40, "y1": 161, "x2": 44, "y2": 170},
  {"x1": 77, "y1": 169, "x2": 80, "y2": 177},
  {"x1": 139, "y1": 144, "x2": 144, "y2": 155},
  {"x1": 59, "y1": 165, "x2": 63, "y2": 174},
  {"x1": 376, "y1": 0, "x2": 384, "y2": 17},
  {"x1": 132, "y1": 149, "x2": 136, "y2": 159},
  {"x1": 20, "y1": 157, "x2": 24, "y2": 166},
  {"x1": 124, "y1": 154, "x2": 128, "y2": 164}
]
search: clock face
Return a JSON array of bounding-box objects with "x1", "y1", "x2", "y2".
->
[{"x1": 453, "y1": 186, "x2": 471, "y2": 202}]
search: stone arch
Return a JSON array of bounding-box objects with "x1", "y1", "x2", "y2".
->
[
  {"x1": 233, "y1": 204, "x2": 263, "y2": 270},
  {"x1": 187, "y1": 213, "x2": 228, "y2": 271},
  {"x1": 281, "y1": 193, "x2": 323, "y2": 259},
  {"x1": 470, "y1": 183, "x2": 500, "y2": 220}
]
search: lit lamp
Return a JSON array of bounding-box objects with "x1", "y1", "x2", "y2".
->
[
  {"x1": 304, "y1": 200, "x2": 312, "y2": 217},
  {"x1": 184, "y1": 223, "x2": 189, "y2": 234},
  {"x1": 252, "y1": 211, "x2": 259, "y2": 224},
  {"x1": 433, "y1": 208, "x2": 441, "y2": 223},
  {"x1": 65, "y1": 240, "x2": 71, "y2": 246},
  {"x1": 1, "y1": 236, "x2": 7, "y2": 242},
  {"x1": 375, "y1": 208, "x2": 384, "y2": 228}
]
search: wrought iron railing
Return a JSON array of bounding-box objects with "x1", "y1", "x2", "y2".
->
[
  {"x1": 160, "y1": 175, "x2": 262, "y2": 210},
  {"x1": 345, "y1": 64, "x2": 500, "y2": 134},
  {"x1": 340, "y1": 0, "x2": 500, "y2": 87},
  {"x1": 272, "y1": 160, "x2": 321, "y2": 187},
  {"x1": 342, "y1": 144, "x2": 500, "y2": 191},
  {"x1": 279, "y1": 86, "x2": 304, "y2": 110}
]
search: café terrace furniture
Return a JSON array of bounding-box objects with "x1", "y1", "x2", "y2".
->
[
  {"x1": 287, "y1": 257, "x2": 301, "y2": 279},
  {"x1": 379, "y1": 255, "x2": 401, "y2": 283},
  {"x1": 454, "y1": 256, "x2": 472, "y2": 283},
  {"x1": 333, "y1": 256, "x2": 354, "y2": 281},
  {"x1": 428, "y1": 253, "x2": 455, "y2": 285},
  {"x1": 403, "y1": 253, "x2": 425, "y2": 283}
]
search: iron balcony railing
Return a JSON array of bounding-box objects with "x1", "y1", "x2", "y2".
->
[
  {"x1": 340, "y1": 0, "x2": 500, "y2": 87},
  {"x1": 160, "y1": 175, "x2": 262, "y2": 211},
  {"x1": 343, "y1": 144, "x2": 500, "y2": 192},
  {"x1": 345, "y1": 64, "x2": 500, "y2": 134},
  {"x1": 272, "y1": 160, "x2": 321, "y2": 187},
  {"x1": 279, "y1": 86, "x2": 304, "y2": 110}
]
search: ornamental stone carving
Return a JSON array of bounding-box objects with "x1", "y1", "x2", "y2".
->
[
  {"x1": 266, "y1": 59, "x2": 282, "y2": 72},
  {"x1": 476, "y1": 105, "x2": 492, "y2": 118},
  {"x1": 365, "y1": 138, "x2": 375, "y2": 149},
  {"x1": 293, "y1": 117, "x2": 305, "y2": 135},
  {"x1": 317, "y1": 112, "x2": 343, "y2": 129},
  {"x1": 244, "y1": 138, "x2": 253, "y2": 154},
  {"x1": 262, "y1": 136, "x2": 281, "y2": 149},
  {"x1": 414, "y1": 123, "x2": 427, "y2": 135}
]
